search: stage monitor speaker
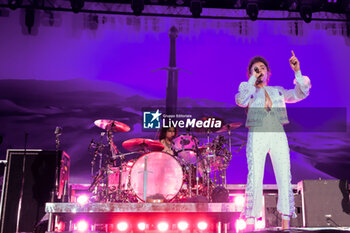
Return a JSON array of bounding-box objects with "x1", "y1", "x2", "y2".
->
[
  {"x1": 264, "y1": 193, "x2": 303, "y2": 227},
  {"x1": 298, "y1": 179, "x2": 350, "y2": 227},
  {"x1": 0, "y1": 149, "x2": 70, "y2": 233}
]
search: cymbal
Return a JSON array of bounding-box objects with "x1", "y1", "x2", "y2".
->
[
  {"x1": 122, "y1": 138, "x2": 164, "y2": 152},
  {"x1": 192, "y1": 117, "x2": 223, "y2": 134},
  {"x1": 94, "y1": 119, "x2": 130, "y2": 133},
  {"x1": 216, "y1": 122, "x2": 242, "y2": 133}
]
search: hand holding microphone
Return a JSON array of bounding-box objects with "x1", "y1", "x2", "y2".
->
[{"x1": 253, "y1": 66, "x2": 264, "y2": 85}]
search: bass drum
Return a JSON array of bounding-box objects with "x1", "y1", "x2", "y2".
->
[{"x1": 130, "y1": 151, "x2": 183, "y2": 202}]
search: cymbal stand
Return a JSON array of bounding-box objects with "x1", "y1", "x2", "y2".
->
[
  {"x1": 139, "y1": 145, "x2": 151, "y2": 202},
  {"x1": 90, "y1": 132, "x2": 106, "y2": 178},
  {"x1": 206, "y1": 130, "x2": 212, "y2": 200},
  {"x1": 195, "y1": 149, "x2": 200, "y2": 196},
  {"x1": 188, "y1": 164, "x2": 192, "y2": 198}
]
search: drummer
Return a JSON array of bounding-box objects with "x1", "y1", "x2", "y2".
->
[{"x1": 159, "y1": 127, "x2": 177, "y2": 155}]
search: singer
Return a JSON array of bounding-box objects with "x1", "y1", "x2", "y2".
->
[{"x1": 235, "y1": 52, "x2": 311, "y2": 230}]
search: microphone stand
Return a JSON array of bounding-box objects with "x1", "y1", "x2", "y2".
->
[{"x1": 15, "y1": 133, "x2": 28, "y2": 233}]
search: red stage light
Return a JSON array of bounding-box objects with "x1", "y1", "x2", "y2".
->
[
  {"x1": 116, "y1": 222, "x2": 128, "y2": 232},
  {"x1": 76, "y1": 194, "x2": 89, "y2": 206},
  {"x1": 76, "y1": 220, "x2": 89, "y2": 232},
  {"x1": 235, "y1": 219, "x2": 247, "y2": 232},
  {"x1": 157, "y1": 222, "x2": 169, "y2": 232},
  {"x1": 197, "y1": 221, "x2": 208, "y2": 230},
  {"x1": 137, "y1": 222, "x2": 146, "y2": 231},
  {"x1": 177, "y1": 221, "x2": 189, "y2": 231}
]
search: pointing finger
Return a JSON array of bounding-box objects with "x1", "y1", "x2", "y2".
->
[{"x1": 291, "y1": 50, "x2": 295, "y2": 57}]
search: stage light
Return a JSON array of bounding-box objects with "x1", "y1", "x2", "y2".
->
[
  {"x1": 25, "y1": 7, "x2": 35, "y2": 34},
  {"x1": 197, "y1": 221, "x2": 208, "y2": 230},
  {"x1": 234, "y1": 195, "x2": 245, "y2": 206},
  {"x1": 298, "y1": 0, "x2": 323, "y2": 23},
  {"x1": 8, "y1": 0, "x2": 22, "y2": 10},
  {"x1": 117, "y1": 222, "x2": 128, "y2": 232},
  {"x1": 137, "y1": 222, "x2": 146, "y2": 231},
  {"x1": 76, "y1": 194, "x2": 89, "y2": 206},
  {"x1": 235, "y1": 219, "x2": 247, "y2": 232},
  {"x1": 190, "y1": 0, "x2": 202, "y2": 18},
  {"x1": 246, "y1": 0, "x2": 259, "y2": 21},
  {"x1": 255, "y1": 220, "x2": 265, "y2": 230},
  {"x1": 157, "y1": 222, "x2": 169, "y2": 232},
  {"x1": 76, "y1": 220, "x2": 89, "y2": 232},
  {"x1": 70, "y1": 0, "x2": 84, "y2": 13},
  {"x1": 177, "y1": 221, "x2": 189, "y2": 231},
  {"x1": 131, "y1": 0, "x2": 144, "y2": 16},
  {"x1": 300, "y1": 4, "x2": 312, "y2": 23}
]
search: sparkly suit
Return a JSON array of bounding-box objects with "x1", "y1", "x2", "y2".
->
[{"x1": 235, "y1": 70, "x2": 311, "y2": 220}]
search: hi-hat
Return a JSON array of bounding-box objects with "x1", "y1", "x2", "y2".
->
[
  {"x1": 216, "y1": 122, "x2": 242, "y2": 133},
  {"x1": 94, "y1": 119, "x2": 130, "y2": 132},
  {"x1": 122, "y1": 138, "x2": 164, "y2": 152},
  {"x1": 192, "y1": 116, "x2": 223, "y2": 134}
]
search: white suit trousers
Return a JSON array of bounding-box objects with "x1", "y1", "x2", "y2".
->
[{"x1": 243, "y1": 114, "x2": 295, "y2": 219}]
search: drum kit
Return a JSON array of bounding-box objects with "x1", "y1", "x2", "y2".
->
[{"x1": 88, "y1": 119, "x2": 243, "y2": 203}]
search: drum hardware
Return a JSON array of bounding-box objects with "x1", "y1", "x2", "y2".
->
[
  {"x1": 90, "y1": 119, "x2": 132, "y2": 202},
  {"x1": 94, "y1": 119, "x2": 131, "y2": 133},
  {"x1": 216, "y1": 122, "x2": 242, "y2": 153},
  {"x1": 87, "y1": 118, "x2": 246, "y2": 204},
  {"x1": 130, "y1": 151, "x2": 183, "y2": 202},
  {"x1": 89, "y1": 132, "x2": 106, "y2": 177},
  {"x1": 172, "y1": 134, "x2": 199, "y2": 165},
  {"x1": 122, "y1": 138, "x2": 164, "y2": 153}
]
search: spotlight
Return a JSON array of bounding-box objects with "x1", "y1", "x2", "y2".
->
[
  {"x1": 70, "y1": 0, "x2": 84, "y2": 13},
  {"x1": 116, "y1": 222, "x2": 128, "y2": 232},
  {"x1": 76, "y1": 194, "x2": 89, "y2": 206},
  {"x1": 234, "y1": 195, "x2": 245, "y2": 206},
  {"x1": 76, "y1": 220, "x2": 89, "y2": 232},
  {"x1": 137, "y1": 222, "x2": 146, "y2": 231},
  {"x1": 8, "y1": 0, "x2": 22, "y2": 10},
  {"x1": 246, "y1": 0, "x2": 259, "y2": 21},
  {"x1": 25, "y1": 7, "x2": 35, "y2": 34},
  {"x1": 197, "y1": 221, "x2": 208, "y2": 231},
  {"x1": 235, "y1": 219, "x2": 247, "y2": 232},
  {"x1": 177, "y1": 221, "x2": 189, "y2": 231},
  {"x1": 131, "y1": 0, "x2": 144, "y2": 16},
  {"x1": 300, "y1": 4, "x2": 312, "y2": 23},
  {"x1": 255, "y1": 220, "x2": 265, "y2": 230},
  {"x1": 157, "y1": 222, "x2": 169, "y2": 232},
  {"x1": 190, "y1": 0, "x2": 202, "y2": 18}
]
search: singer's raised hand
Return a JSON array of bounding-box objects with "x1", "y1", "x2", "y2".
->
[{"x1": 289, "y1": 50, "x2": 300, "y2": 72}]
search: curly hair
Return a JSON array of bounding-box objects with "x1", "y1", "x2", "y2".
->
[{"x1": 247, "y1": 55, "x2": 270, "y2": 76}]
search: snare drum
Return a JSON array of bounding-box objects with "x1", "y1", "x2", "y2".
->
[
  {"x1": 172, "y1": 135, "x2": 199, "y2": 164},
  {"x1": 130, "y1": 151, "x2": 183, "y2": 202}
]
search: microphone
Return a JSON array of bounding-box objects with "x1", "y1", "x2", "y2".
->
[
  {"x1": 253, "y1": 66, "x2": 263, "y2": 84},
  {"x1": 54, "y1": 126, "x2": 62, "y2": 136},
  {"x1": 254, "y1": 66, "x2": 260, "y2": 73}
]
